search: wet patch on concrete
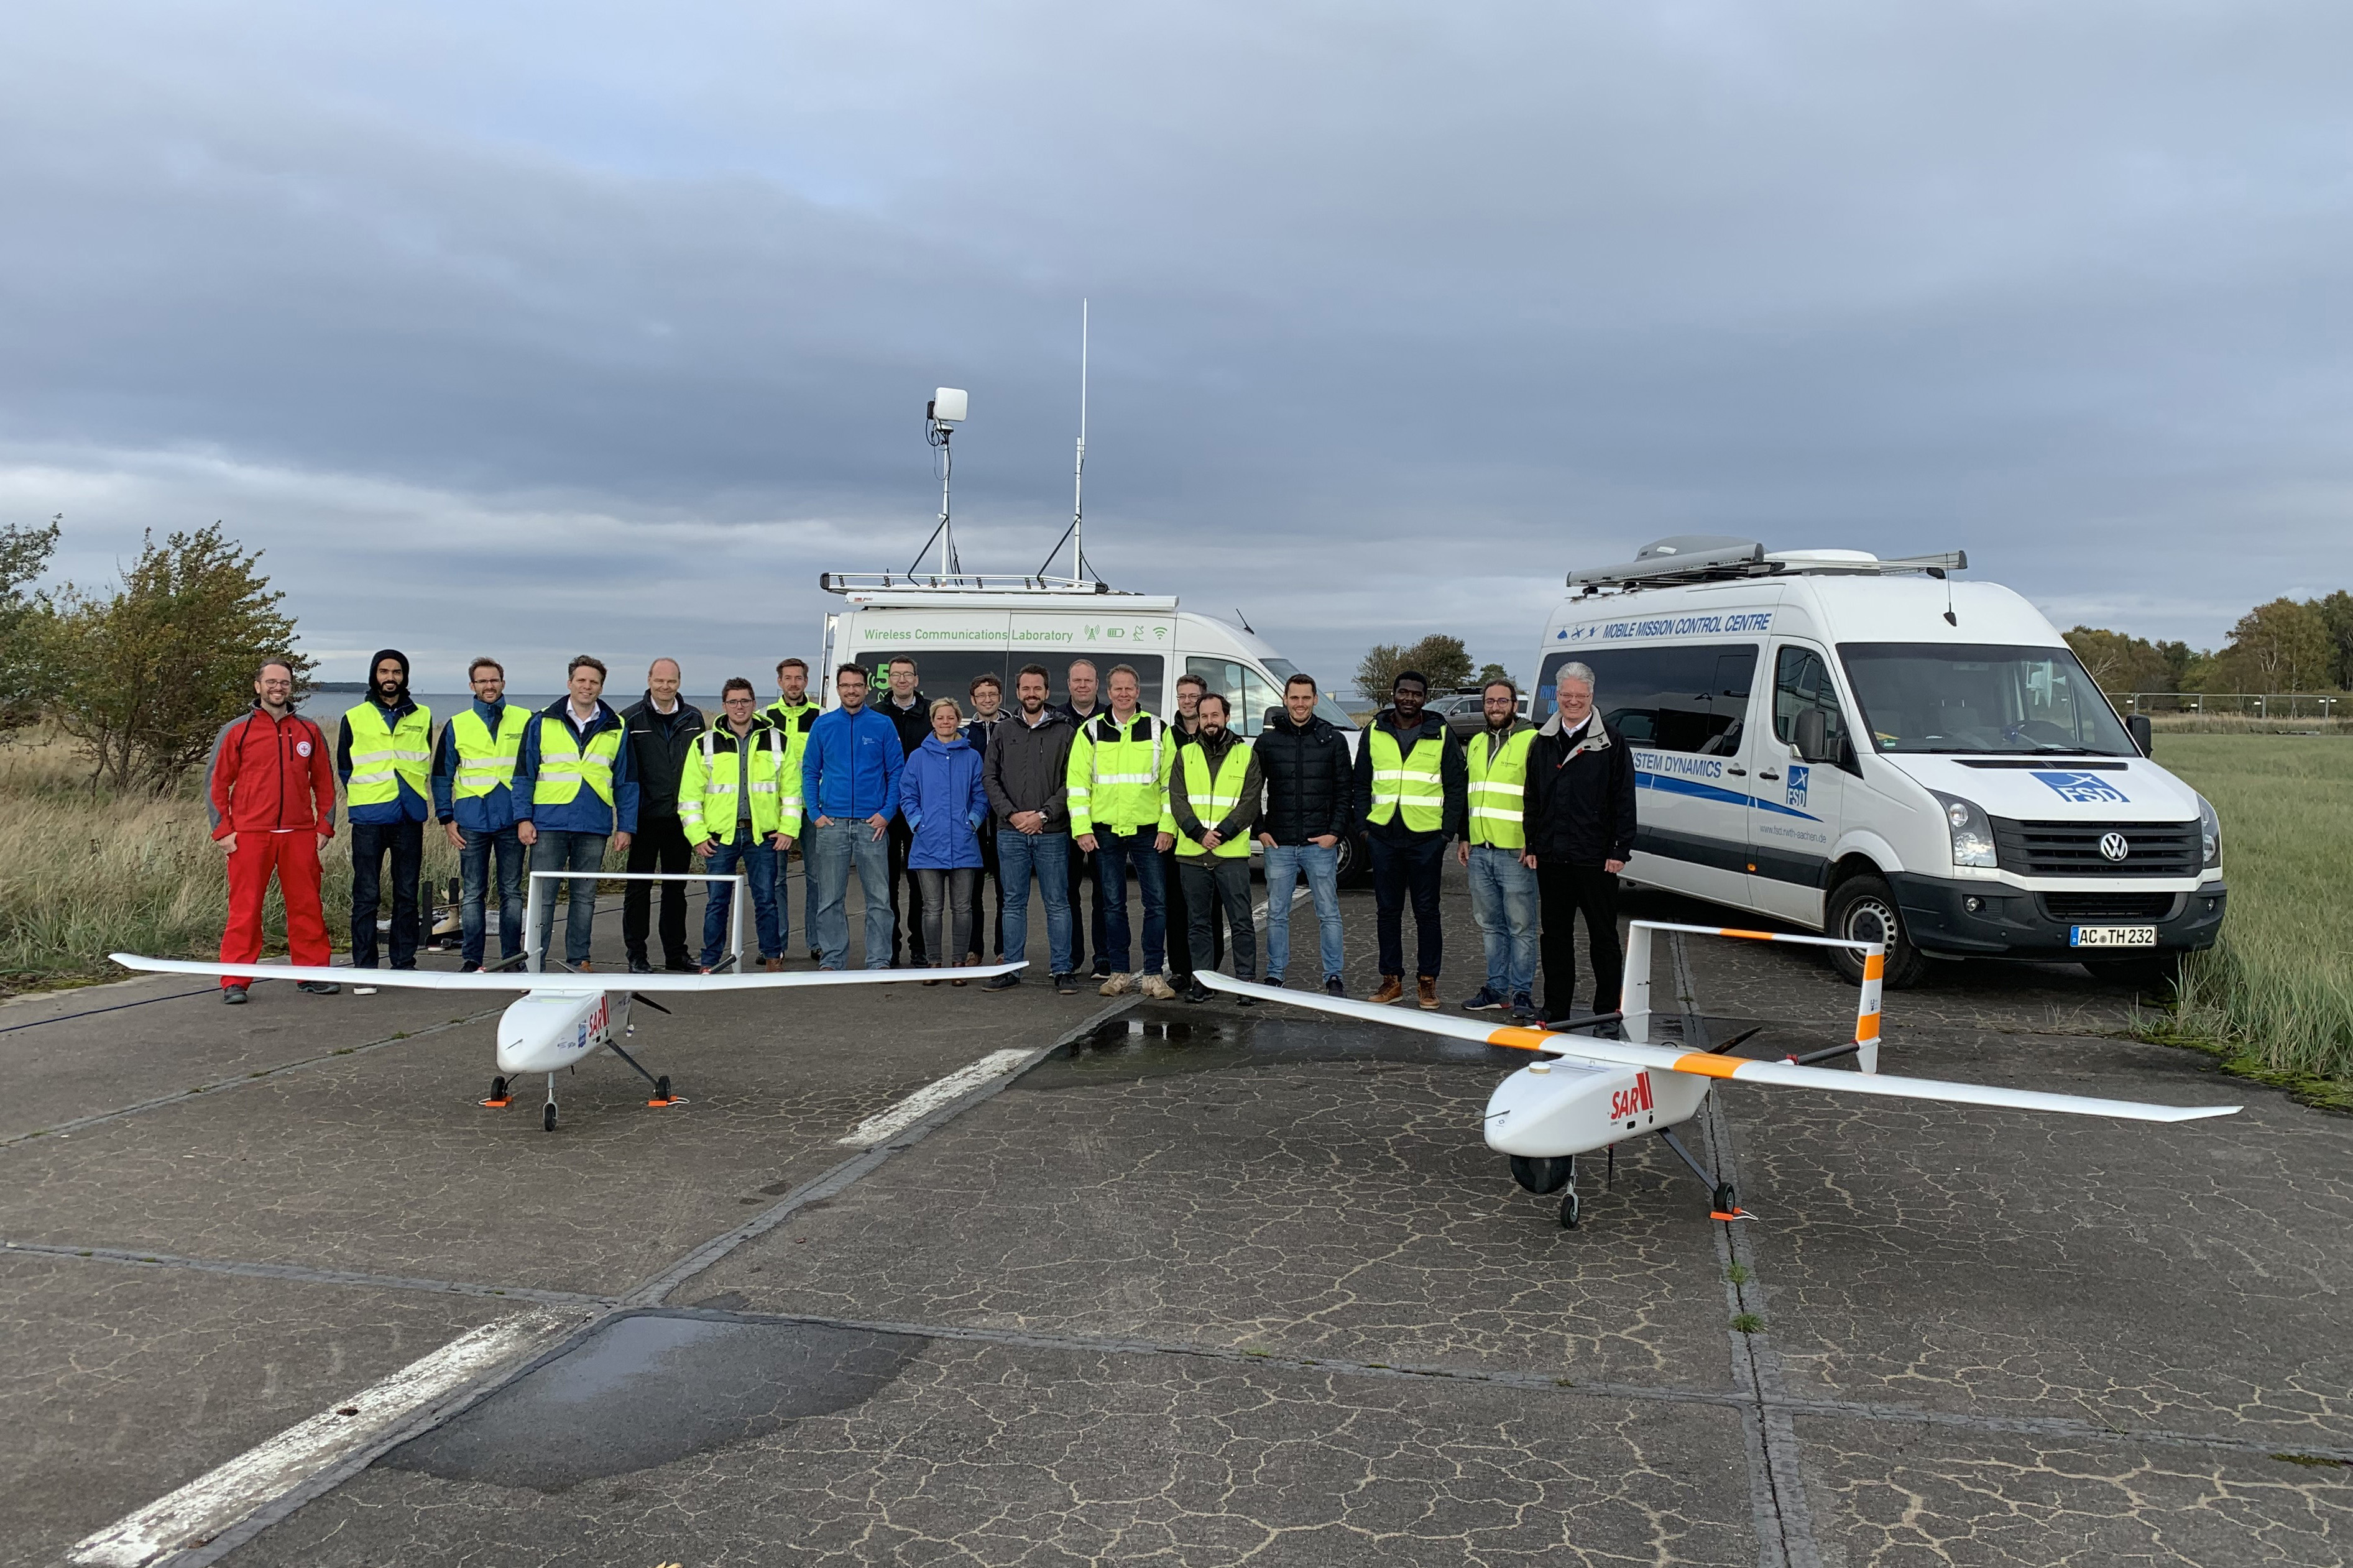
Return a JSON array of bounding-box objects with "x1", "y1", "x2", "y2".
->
[{"x1": 382, "y1": 1310, "x2": 924, "y2": 1492}]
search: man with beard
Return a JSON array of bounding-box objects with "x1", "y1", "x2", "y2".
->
[
  {"x1": 208, "y1": 660, "x2": 339, "y2": 1003},
  {"x1": 337, "y1": 649, "x2": 432, "y2": 973},
  {"x1": 1056, "y1": 657, "x2": 1108, "y2": 976},
  {"x1": 766, "y1": 657, "x2": 821, "y2": 961},
  {"x1": 1351, "y1": 669, "x2": 1467, "y2": 1009}
]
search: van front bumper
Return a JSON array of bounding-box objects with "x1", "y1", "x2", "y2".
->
[{"x1": 1888, "y1": 873, "x2": 2227, "y2": 962}]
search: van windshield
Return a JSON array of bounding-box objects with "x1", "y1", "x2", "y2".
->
[
  {"x1": 1837, "y1": 643, "x2": 2135, "y2": 756},
  {"x1": 1259, "y1": 659, "x2": 1359, "y2": 730}
]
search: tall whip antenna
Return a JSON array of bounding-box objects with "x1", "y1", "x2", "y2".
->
[{"x1": 1038, "y1": 300, "x2": 1095, "y2": 584}]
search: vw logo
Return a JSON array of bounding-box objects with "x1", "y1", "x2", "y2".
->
[{"x1": 2099, "y1": 832, "x2": 2130, "y2": 862}]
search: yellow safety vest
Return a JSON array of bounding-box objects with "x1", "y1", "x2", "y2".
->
[
  {"x1": 679, "y1": 722, "x2": 793, "y2": 843},
  {"x1": 533, "y1": 715, "x2": 622, "y2": 807},
  {"x1": 446, "y1": 704, "x2": 529, "y2": 801},
  {"x1": 1177, "y1": 737, "x2": 1255, "y2": 858},
  {"x1": 343, "y1": 700, "x2": 433, "y2": 807},
  {"x1": 1067, "y1": 710, "x2": 1174, "y2": 837},
  {"x1": 1366, "y1": 725, "x2": 1447, "y2": 834},
  {"x1": 1465, "y1": 725, "x2": 1535, "y2": 850}
]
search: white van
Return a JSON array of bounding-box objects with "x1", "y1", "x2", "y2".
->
[
  {"x1": 816, "y1": 575, "x2": 1367, "y2": 874},
  {"x1": 1536, "y1": 538, "x2": 2227, "y2": 987}
]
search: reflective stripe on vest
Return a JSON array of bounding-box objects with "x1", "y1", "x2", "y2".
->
[
  {"x1": 448, "y1": 706, "x2": 529, "y2": 800},
  {"x1": 1366, "y1": 727, "x2": 1447, "y2": 833},
  {"x1": 681, "y1": 725, "x2": 790, "y2": 841},
  {"x1": 534, "y1": 716, "x2": 622, "y2": 809},
  {"x1": 1465, "y1": 727, "x2": 1535, "y2": 849},
  {"x1": 1069, "y1": 711, "x2": 1167, "y2": 834},
  {"x1": 1177, "y1": 737, "x2": 1255, "y2": 857},
  {"x1": 344, "y1": 702, "x2": 433, "y2": 807}
]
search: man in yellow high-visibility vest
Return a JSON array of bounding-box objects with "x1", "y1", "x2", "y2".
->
[
  {"x1": 1457, "y1": 678, "x2": 1539, "y2": 1021},
  {"x1": 336, "y1": 649, "x2": 432, "y2": 973},
  {"x1": 1170, "y1": 691, "x2": 1261, "y2": 1003},
  {"x1": 430, "y1": 656, "x2": 530, "y2": 971},
  {"x1": 1350, "y1": 669, "x2": 1467, "y2": 1009},
  {"x1": 515, "y1": 654, "x2": 638, "y2": 971}
]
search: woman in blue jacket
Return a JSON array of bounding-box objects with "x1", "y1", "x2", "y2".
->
[{"x1": 899, "y1": 699, "x2": 990, "y2": 983}]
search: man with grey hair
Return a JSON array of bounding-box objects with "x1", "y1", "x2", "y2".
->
[{"x1": 1522, "y1": 661, "x2": 1639, "y2": 1024}]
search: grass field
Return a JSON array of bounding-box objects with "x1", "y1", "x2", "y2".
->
[{"x1": 2143, "y1": 733, "x2": 2353, "y2": 1104}]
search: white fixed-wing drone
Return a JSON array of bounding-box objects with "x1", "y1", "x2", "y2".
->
[
  {"x1": 116, "y1": 871, "x2": 1017, "y2": 1131},
  {"x1": 1200, "y1": 920, "x2": 2239, "y2": 1227}
]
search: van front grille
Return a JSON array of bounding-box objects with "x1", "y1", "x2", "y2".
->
[
  {"x1": 2040, "y1": 892, "x2": 2179, "y2": 921},
  {"x1": 1992, "y1": 819, "x2": 2201, "y2": 878}
]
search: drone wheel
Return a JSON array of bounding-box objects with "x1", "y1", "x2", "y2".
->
[
  {"x1": 1559, "y1": 1191, "x2": 1582, "y2": 1230},
  {"x1": 1713, "y1": 1181, "x2": 1738, "y2": 1214},
  {"x1": 1510, "y1": 1155, "x2": 1574, "y2": 1196},
  {"x1": 543, "y1": 1101, "x2": 558, "y2": 1133}
]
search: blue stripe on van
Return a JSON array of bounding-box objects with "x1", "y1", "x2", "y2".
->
[{"x1": 1636, "y1": 768, "x2": 1821, "y2": 823}]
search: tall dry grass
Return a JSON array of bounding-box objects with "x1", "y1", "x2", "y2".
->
[{"x1": 2143, "y1": 734, "x2": 2353, "y2": 1098}]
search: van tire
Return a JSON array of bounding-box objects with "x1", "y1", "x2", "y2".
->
[
  {"x1": 1823, "y1": 873, "x2": 1930, "y2": 989},
  {"x1": 1336, "y1": 832, "x2": 1371, "y2": 888}
]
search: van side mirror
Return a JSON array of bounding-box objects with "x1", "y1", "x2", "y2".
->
[
  {"x1": 1794, "y1": 707, "x2": 1830, "y2": 763},
  {"x1": 2127, "y1": 713, "x2": 2152, "y2": 757}
]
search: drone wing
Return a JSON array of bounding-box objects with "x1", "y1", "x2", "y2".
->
[
  {"x1": 1195, "y1": 973, "x2": 2237, "y2": 1124},
  {"x1": 113, "y1": 955, "x2": 1021, "y2": 993}
]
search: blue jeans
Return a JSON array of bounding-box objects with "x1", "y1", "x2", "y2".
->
[
  {"x1": 701, "y1": 823, "x2": 781, "y2": 968},
  {"x1": 1466, "y1": 843, "x2": 1539, "y2": 998},
  {"x1": 1263, "y1": 842, "x2": 1344, "y2": 983},
  {"x1": 1094, "y1": 828, "x2": 1167, "y2": 974},
  {"x1": 998, "y1": 827, "x2": 1072, "y2": 975},
  {"x1": 807, "y1": 818, "x2": 893, "y2": 970},
  {"x1": 349, "y1": 819, "x2": 424, "y2": 970},
  {"x1": 530, "y1": 829, "x2": 608, "y2": 967},
  {"x1": 456, "y1": 823, "x2": 525, "y2": 967}
]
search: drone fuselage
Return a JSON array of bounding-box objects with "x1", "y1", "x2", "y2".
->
[
  {"x1": 1483, "y1": 1056, "x2": 1711, "y2": 1159},
  {"x1": 496, "y1": 988, "x2": 631, "y2": 1076}
]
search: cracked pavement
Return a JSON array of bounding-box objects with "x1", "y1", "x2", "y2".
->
[{"x1": 2, "y1": 871, "x2": 2344, "y2": 1565}]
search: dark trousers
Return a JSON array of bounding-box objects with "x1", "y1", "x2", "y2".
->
[
  {"x1": 1370, "y1": 832, "x2": 1446, "y2": 979},
  {"x1": 1179, "y1": 858, "x2": 1255, "y2": 981},
  {"x1": 968, "y1": 821, "x2": 1003, "y2": 960},
  {"x1": 1163, "y1": 847, "x2": 1226, "y2": 980},
  {"x1": 888, "y1": 818, "x2": 929, "y2": 966},
  {"x1": 623, "y1": 812, "x2": 693, "y2": 966},
  {"x1": 1094, "y1": 828, "x2": 1167, "y2": 974},
  {"x1": 1538, "y1": 863, "x2": 1623, "y2": 1018},
  {"x1": 349, "y1": 819, "x2": 425, "y2": 970},
  {"x1": 1067, "y1": 837, "x2": 1107, "y2": 973}
]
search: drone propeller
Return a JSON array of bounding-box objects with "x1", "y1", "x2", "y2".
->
[{"x1": 631, "y1": 993, "x2": 675, "y2": 1016}]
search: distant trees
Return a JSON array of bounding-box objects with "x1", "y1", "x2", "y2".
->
[
  {"x1": 1356, "y1": 635, "x2": 1474, "y2": 699},
  {"x1": 2063, "y1": 626, "x2": 2172, "y2": 698},
  {"x1": 2071, "y1": 589, "x2": 2349, "y2": 698},
  {"x1": 2207, "y1": 598, "x2": 2335, "y2": 695},
  {"x1": 0, "y1": 515, "x2": 60, "y2": 740}
]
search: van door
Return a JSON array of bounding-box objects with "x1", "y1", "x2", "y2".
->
[{"x1": 1749, "y1": 641, "x2": 1851, "y2": 925}]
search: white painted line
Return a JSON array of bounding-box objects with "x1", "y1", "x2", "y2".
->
[
  {"x1": 837, "y1": 1049, "x2": 1033, "y2": 1148},
  {"x1": 69, "y1": 1313, "x2": 567, "y2": 1567}
]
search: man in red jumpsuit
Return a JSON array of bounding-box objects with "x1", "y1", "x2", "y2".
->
[{"x1": 205, "y1": 659, "x2": 342, "y2": 1003}]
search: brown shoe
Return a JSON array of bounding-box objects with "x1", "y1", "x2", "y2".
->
[
  {"x1": 763, "y1": 956, "x2": 785, "y2": 973},
  {"x1": 1369, "y1": 975, "x2": 1404, "y2": 1006},
  {"x1": 1417, "y1": 976, "x2": 1440, "y2": 1010}
]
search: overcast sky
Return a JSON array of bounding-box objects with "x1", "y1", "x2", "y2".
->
[{"x1": 3, "y1": 2, "x2": 2347, "y2": 691}]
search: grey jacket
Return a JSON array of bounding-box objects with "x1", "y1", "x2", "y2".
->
[
  {"x1": 984, "y1": 707, "x2": 1076, "y2": 832},
  {"x1": 1170, "y1": 730, "x2": 1264, "y2": 859}
]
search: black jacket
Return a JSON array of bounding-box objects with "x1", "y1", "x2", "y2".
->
[
  {"x1": 1256, "y1": 712, "x2": 1354, "y2": 845},
  {"x1": 622, "y1": 695, "x2": 709, "y2": 819},
  {"x1": 984, "y1": 708, "x2": 1076, "y2": 833},
  {"x1": 878, "y1": 690, "x2": 931, "y2": 761},
  {"x1": 1522, "y1": 713, "x2": 1639, "y2": 866},
  {"x1": 1351, "y1": 708, "x2": 1468, "y2": 842}
]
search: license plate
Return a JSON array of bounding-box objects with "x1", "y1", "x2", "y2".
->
[{"x1": 2071, "y1": 925, "x2": 2157, "y2": 948}]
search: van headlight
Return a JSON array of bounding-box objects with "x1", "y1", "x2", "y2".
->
[
  {"x1": 2199, "y1": 795, "x2": 2221, "y2": 869},
  {"x1": 1928, "y1": 791, "x2": 1998, "y2": 869}
]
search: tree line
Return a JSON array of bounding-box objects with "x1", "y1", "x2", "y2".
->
[
  {"x1": 2066, "y1": 591, "x2": 2353, "y2": 698},
  {"x1": 0, "y1": 518, "x2": 305, "y2": 792}
]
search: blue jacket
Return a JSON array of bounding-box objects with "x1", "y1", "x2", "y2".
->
[
  {"x1": 430, "y1": 697, "x2": 522, "y2": 833},
  {"x1": 336, "y1": 697, "x2": 432, "y2": 826},
  {"x1": 900, "y1": 733, "x2": 988, "y2": 870},
  {"x1": 803, "y1": 702, "x2": 905, "y2": 822},
  {"x1": 514, "y1": 698, "x2": 640, "y2": 835}
]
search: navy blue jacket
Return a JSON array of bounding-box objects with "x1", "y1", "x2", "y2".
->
[
  {"x1": 515, "y1": 698, "x2": 640, "y2": 835},
  {"x1": 430, "y1": 697, "x2": 523, "y2": 833}
]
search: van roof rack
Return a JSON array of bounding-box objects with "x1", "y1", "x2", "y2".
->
[
  {"x1": 819, "y1": 571, "x2": 1132, "y2": 597},
  {"x1": 1566, "y1": 536, "x2": 1967, "y2": 592}
]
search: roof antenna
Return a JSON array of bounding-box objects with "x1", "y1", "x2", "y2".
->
[
  {"x1": 1935, "y1": 566, "x2": 1958, "y2": 626},
  {"x1": 1036, "y1": 300, "x2": 1097, "y2": 584},
  {"x1": 1233, "y1": 607, "x2": 1255, "y2": 634},
  {"x1": 909, "y1": 388, "x2": 967, "y2": 575}
]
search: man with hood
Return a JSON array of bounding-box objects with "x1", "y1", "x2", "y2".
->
[
  {"x1": 515, "y1": 654, "x2": 638, "y2": 971},
  {"x1": 1350, "y1": 669, "x2": 1467, "y2": 1009},
  {"x1": 338, "y1": 649, "x2": 433, "y2": 972}
]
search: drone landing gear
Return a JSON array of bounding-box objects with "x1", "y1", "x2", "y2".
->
[
  {"x1": 543, "y1": 1075, "x2": 558, "y2": 1133},
  {"x1": 1559, "y1": 1158, "x2": 1582, "y2": 1230},
  {"x1": 1659, "y1": 1127, "x2": 1746, "y2": 1221},
  {"x1": 481, "y1": 1075, "x2": 512, "y2": 1109},
  {"x1": 609, "y1": 1038, "x2": 684, "y2": 1108}
]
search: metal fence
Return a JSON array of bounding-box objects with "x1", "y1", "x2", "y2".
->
[{"x1": 2125, "y1": 692, "x2": 2346, "y2": 718}]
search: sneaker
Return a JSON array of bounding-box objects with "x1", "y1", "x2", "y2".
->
[
  {"x1": 1511, "y1": 993, "x2": 1537, "y2": 1023},
  {"x1": 1235, "y1": 983, "x2": 1257, "y2": 1007},
  {"x1": 459, "y1": 960, "x2": 482, "y2": 974},
  {"x1": 297, "y1": 979, "x2": 341, "y2": 996},
  {"x1": 1325, "y1": 976, "x2": 1345, "y2": 997},
  {"x1": 1091, "y1": 960, "x2": 1113, "y2": 979},
  {"x1": 806, "y1": 948, "x2": 821, "y2": 964},
  {"x1": 1053, "y1": 972, "x2": 1079, "y2": 995},
  {"x1": 1417, "y1": 976, "x2": 1439, "y2": 1010},
  {"x1": 1369, "y1": 975, "x2": 1404, "y2": 1005},
  {"x1": 1263, "y1": 975, "x2": 1284, "y2": 989},
  {"x1": 629, "y1": 957, "x2": 653, "y2": 974},
  {"x1": 1462, "y1": 987, "x2": 1506, "y2": 1012},
  {"x1": 983, "y1": 972, "x2": 1021, "y2": 992},
  {"x1": 1184, "y1": 977, "x2": 1212, "y2": 1004},
  {"x1": 1099, "y1": 972, "x2": 1134, "y2": 997},
  {"x1": 665, "y1": 957, "x2": 696, "y2": 973},
  {"x1": 221, "y1": 985, "x2": 249, "y2": 1006},
  {"x1": 1138, "y1": 973, "x2": 1176, "y2": 1001}
]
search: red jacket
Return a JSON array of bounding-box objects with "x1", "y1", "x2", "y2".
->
[{"x1": 206, "y1": 706, "x2": 337, "y2": 839}]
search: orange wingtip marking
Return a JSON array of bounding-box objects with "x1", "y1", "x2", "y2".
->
[
  {"x1": 1487, "y1": 1027, "x2": 1552, "y2": 1052},
  {"x1": 1670, "y1": 1052, "x2": 1746, "y2": 1079},
  {"x1": 1718, "y1": 928, "x2": 1779, "y2": 941},
  {"x1": 646, "y1": 1096, "x2": 688, "y2": 1107},
  {"x1": 1710, "y1": 1209, "x2": 1751, "y2": 1222},
  {"x1": 479, "y1": 1097, "x2": 512, "y2": 1108}
]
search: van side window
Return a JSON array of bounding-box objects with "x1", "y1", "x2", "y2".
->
[
  {"x1": 1772, "y1": 646, "x2": 1850, "y2": 753},
  {"x1": 1185, "y1": 656, "x2": 1278, "y2": 735},
  {"x1": 1536, "y1": 645, "x2": 1756, "y2": 754}
]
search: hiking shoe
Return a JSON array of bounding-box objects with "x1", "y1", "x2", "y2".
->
[
  {"x1": 1510, "y1": 992, "x2": 1537, "y2": 1023},
  {"x1": 764, "y1": 957, "x2": 785, "y2": 973},
  {"x1": 1138, "y1": 973, "x2": 1177, "y2": 1001},
  {"x1": 983, "y1": 972, "x2": 1021, "y2": 992},
  {"x1": 1183, "y1": 976, "x2": 1212, "y2": 1003},
  {"x1": 1324, "y1": 976, "x2": 1345, "y2": 997},
  {"x1": 1053, "y1": 972, "x2": 1079, "y2": 995},
  {"x1": 297, "y1": 980, "x2": 341, "y2": 996},
  {"x1": 1417, "y1": 976, "x2": 1439, "y2": 1010},
  {"x1": 1099, "y1": 972, "x2": 1134, "y2": 997},
  {"x1": 1462, "y1": 987, "x2": 1506, "y2": 1012},
  {"x1": 1369, "y1": 975, "x2": 1404, "y2": 1005},
  {"x1": 222, "y1": 984, "x2": 249, "y2": 1006},
  {"x1": 629, "y1": 956, "x2": 652, "y2": 974}
]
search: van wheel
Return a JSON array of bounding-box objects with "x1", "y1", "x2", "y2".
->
[
  {"x1": 1824, "y1": 874, "x2": 1929, "y2": 989},
  {"x1": 1335, "y1": 833, "x2": 1371, "y2": 888}
]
